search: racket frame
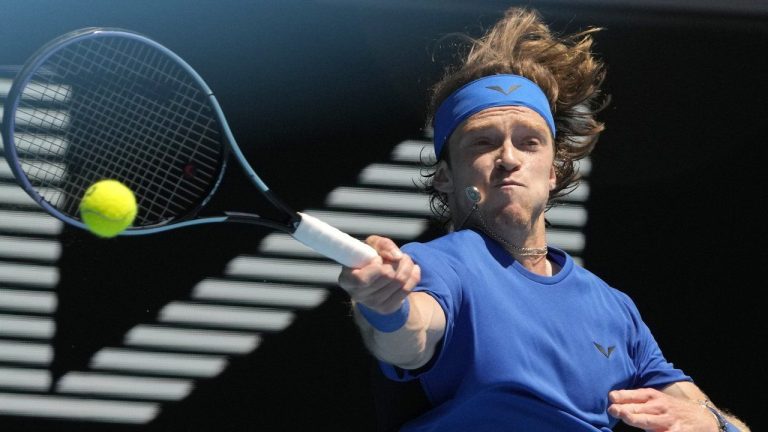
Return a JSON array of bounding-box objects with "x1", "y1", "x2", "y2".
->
[
  {"x1": 2, "y1": 27, "x2": 377, "y2": 267},
  {"x1": 2, "y1": 27, "x2": 299, "y2": 235}
]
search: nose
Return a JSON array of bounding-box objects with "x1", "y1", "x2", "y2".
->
[{"x1": 495, "y1": 139, "x2": 520, "y2": 171}]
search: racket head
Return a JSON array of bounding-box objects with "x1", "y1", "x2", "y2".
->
[{"x1": 1, "y1": 27, "x2": 229, "y2": 233}]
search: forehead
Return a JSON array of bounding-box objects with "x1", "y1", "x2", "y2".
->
[{"x1": 458, "y1": 105, "x2": 550, "y2": 134}]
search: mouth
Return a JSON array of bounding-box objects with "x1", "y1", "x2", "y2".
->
[{"x1": 496, "y1": 179, "x2": 524, "y2": 188}]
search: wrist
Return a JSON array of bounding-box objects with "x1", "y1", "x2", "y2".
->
[
  {"x1": 698, "y1": 399, "x2": 740, "y2": 432},
  {"x1": 355, "y1": 298, "x2": 410, "y2": 333}
]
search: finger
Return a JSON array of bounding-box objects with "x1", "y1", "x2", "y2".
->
[
  {"x1": 340, "y1": 263, "x2": 406, "y2": 303},
  {"x1": 391, "y1": 254, "x2": 416, "y2": 287},
  {"x1": 404, "y1": 264, "x2": 421, "y2": 291},
  {"x1": 377, "y1": 283, "x2": 411, "y2": 314},
  {"x1": 353, "y1": 270, "x2": 417, "y2": 314},
  {"x1": 346, "y1": 268, "x2": 400, "y2": 303},
  {"x1": 337, "y1": 255, "x2": 384, "y2": 291},
  {"x1": 608, "y1": 388, "x2": 660, "y2": 404},
  {"x1": 376, "y1": 264, "x2": 422, "y2": 314},
  {"x1": 353, "y1": 275, "x2": 402, "y2": 306},
  {"x1": 378, "y1": 257, "x2": 421, "y2": 304},
  {"x1": 608, "y1": 402, "x2": 665, "y2": 418},
  {"x1": 355, "y1": 263, "x2": 393, "y2": 288},
  {"x1": 338, "y1": 252, "x2": 420, "y2": 312},
  {"x1": 357, "y1": 260, "x2": 418, "y2": 311},
  {"x1": 378, "y1": 255, "x2": 421, "y2": 295},
  {"x1": 344, "y1": 249, "x2": 414, "y2": 296},
  {"x1": 366, "y1": 235, "x2": 403, "y2": 261},
  {"x1": 612, "y1": 411, "x2": 666, "y2": 430}
]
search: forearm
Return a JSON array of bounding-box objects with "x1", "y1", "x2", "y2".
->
[
  {"x1": 354, "y1": 292, "x2": 445, "y2": 369},
  {"x1": 662, "y1": 382, "x2": 750, "y2": 431}
]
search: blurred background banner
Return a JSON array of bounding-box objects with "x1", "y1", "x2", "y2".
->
[{"x1": 0, "y1": 1, "x2": 765, "y2": 431}]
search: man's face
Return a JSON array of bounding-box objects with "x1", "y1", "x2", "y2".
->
[{"x1": 435, "y1": 106, "x2": 556, "y2": 233}]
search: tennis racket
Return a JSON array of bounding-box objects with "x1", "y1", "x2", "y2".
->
[{"x1": 1, "y1": 27, "x2": 377, "y2": 268}]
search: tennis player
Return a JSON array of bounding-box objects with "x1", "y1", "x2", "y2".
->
[{"x1": 338, "y1": 7, "x2": 750, "y2": 432}]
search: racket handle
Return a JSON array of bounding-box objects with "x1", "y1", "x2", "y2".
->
[{"x1": 293, "y1": 212, "x2": 378, "y2": 268}]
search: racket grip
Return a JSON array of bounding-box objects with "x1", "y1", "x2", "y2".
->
[{"x1": 293, "y1": 212, "x2": 378, "y2": 268}]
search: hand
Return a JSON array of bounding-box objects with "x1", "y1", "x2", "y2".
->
[
  {"x1": 338, "y1": 235, "x2": 421, "y2": 314},
  {"x1": 608, "y1": 388, "x2": 720, "y2": 432}
]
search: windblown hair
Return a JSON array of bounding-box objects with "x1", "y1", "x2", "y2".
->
[{"x1": 424, "y1": 7, "x2": 609, "y2": 221}]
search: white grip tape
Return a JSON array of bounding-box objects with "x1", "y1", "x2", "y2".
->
[{"x1": 292, "y1": 212, "x2": 378, "y2": 268}]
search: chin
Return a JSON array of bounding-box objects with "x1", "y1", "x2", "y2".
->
[{"x1": 490, "y1": 206, "x2": 530, "y2": 228}]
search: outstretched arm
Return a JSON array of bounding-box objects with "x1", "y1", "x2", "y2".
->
[
  {"x1": 608, "y1": 381, "x2": 750, "y2": 431},
  {"x1": 338, "y1": 235, "x2": 446, "y2": 370}
]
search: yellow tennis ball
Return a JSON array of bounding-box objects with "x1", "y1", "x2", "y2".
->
[{"x1": 79, "y1": 179, "x2": 137, "y2": 238}]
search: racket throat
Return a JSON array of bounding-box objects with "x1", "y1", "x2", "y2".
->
[
  {"x1": 260, "y1": 189, "x2": 301, "y2": 227},
  {"x1": 222, "y1": 211, "x2": 296, "y2": 233}
]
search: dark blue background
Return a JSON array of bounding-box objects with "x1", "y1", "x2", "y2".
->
[{"x1": 0, "y1": 1, "x2": 764, "y2": 430}]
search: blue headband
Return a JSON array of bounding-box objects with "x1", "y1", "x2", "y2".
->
[{"x1": 433, "y1": 74, "x2": 556, "y2": 157}]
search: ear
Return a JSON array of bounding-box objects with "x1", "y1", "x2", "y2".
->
[
  {"x1": 433, "y1": 160, "x2": 454, "y2": 194},
  {"x1": 549, "y1": 164, "x2": 557, "y2": 191}
]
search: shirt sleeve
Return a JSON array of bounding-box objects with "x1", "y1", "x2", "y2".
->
[
  {"x1": 622, "y1": 294, "x2": 692, "y2": 389},
  {"x1": 378, "y1": 241, "x2": 462, "y2": 382}
]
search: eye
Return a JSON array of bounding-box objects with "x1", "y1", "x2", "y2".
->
[
  {"x1": 522, "y1": 138, "x2": 544, "y2": 149},
  {"x1": 471, "y1": 137, "x2": 498, "y2": 149}
]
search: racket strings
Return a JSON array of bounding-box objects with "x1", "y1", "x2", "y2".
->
[
  {"x1": 12, "y1": 34, "x2": 226, "y2": 226},
  {"x1": 16, "y1": 39, "x2": 208, "y2": 213},
  {"x1": 59, "y1": 38, "x2": 217, "y2": 215}
]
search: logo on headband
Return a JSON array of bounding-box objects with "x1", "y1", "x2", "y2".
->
[
  {"x1": 434, "y1": 75, "x2": 556, "y2": 157},
  {"x1": 486, "y1": 84, "x2": 521, "y2": 96}
]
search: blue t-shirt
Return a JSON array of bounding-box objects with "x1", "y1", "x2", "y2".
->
[{"x1": 380, "y1": 229, "x2": 690, "y2": 431}]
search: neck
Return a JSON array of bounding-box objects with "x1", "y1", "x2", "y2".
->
[
  {"x1": 456, "y1": 206, "x2": 558, "y2": 276},
  {"x1": 517, "y1": 253, "x2": 558, "y2": 276},
  {"x1": 468, "y1": 206, "x2": 548, "y2": 257}
]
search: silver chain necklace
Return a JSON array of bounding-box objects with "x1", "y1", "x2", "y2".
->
[
  {"x1": 458, "y1": 186, "x2": 548, "y2": 257},
  {"x1": 475, "y1": 207, "x2": 548, "y2": 257}
]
